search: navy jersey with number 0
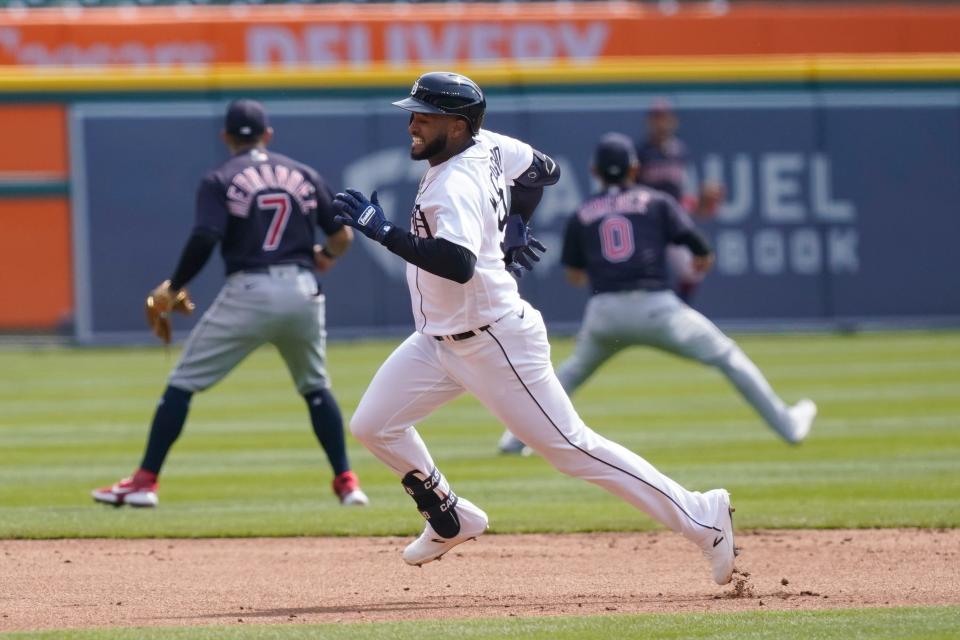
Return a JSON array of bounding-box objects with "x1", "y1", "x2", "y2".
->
[
  {"x1": 194, "y1": 148, "x2": 342, "y2": 275},
  {"x1": 561, "y1": 186, "x2": 695, "y2": 294}
]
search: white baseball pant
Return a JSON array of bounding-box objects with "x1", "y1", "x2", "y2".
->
[{"x1": 350, "y1": 301, "x2": 723, "y2": 546}]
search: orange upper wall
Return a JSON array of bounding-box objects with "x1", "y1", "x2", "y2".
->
[
  {"x1": 1, "y1": 105, "x2": 70, "y2": 331},
  {"x1": 2, "y1": 105, "x2": 67, "y2": 174},
  {"x1": 0, "y1": 4, "x2": 958, "y2": 68}
]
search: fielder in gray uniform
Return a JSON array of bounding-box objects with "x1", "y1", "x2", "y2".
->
[
  {"x1": 499, "y1": 132, "x2": 816, "y2": 454},
  {"x1": 93, "y1": 99, "x2": 368, "y2": 508}
]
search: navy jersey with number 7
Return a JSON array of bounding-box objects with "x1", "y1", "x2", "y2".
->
[{"x1": 194, "y1": 147, "x2": 343, "y2": 275}]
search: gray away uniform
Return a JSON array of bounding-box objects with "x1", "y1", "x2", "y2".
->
[
  {"x1": 169, "y1": 147, "x2": 341, "y2": 394},
  {"x1": 501, "y1": 184, "x2": 815, "y2": 452}
]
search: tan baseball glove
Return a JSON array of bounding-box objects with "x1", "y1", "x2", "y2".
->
[{"x1": 145, "y1": 280, "x2": 195, "y2": 344}]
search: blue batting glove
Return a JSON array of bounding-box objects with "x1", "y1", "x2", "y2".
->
[
  {"x1": 333, "y1": 189, "x2": 394, "y2": 245},
  {"x1": 501, "y1": 214, "x2": 546, "y2": 278}
]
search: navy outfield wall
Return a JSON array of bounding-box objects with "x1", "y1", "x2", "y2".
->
[{"x1": 69, "y1": 90, "x2": 960, "y2": 343}]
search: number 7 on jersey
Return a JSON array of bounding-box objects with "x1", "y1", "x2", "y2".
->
[{"x1": 258, "y1": 192, "x2": 292, "y2": 251}]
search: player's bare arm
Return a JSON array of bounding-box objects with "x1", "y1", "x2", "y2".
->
[
  {"x1": 695, "y1": 182, "x2": 725, "y2": 218},
  {"x1": 313, "y1": 226, "x2": 353, "y2": 273},
  {"x1": 564, "y1": 267, "x2": 589, "y2": 288},
  {"x1": 326, "y1": 225, "x2": 354, "y2": 256},
  {"x1": 691, "y1": 254, "x2": 715, "y2": 275}
]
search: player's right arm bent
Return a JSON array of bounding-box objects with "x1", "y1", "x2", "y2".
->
[{"x1": 331, "y1": 188, "x2": 478, "y2": 284}]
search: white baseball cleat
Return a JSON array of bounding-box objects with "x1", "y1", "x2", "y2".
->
[
  {"x1": 787, "y1": 398, "x2": 818, "y2": 444},
  {"x1": 497, "y1": 430, "x2": 533, "y2": 457},
  {"x1": 402, "y1": 497, "x2": 489, "y2": 566},
  {"x1": 701, "y1": 488, "x2": 737, "y2": 585},
  {"x1": 340, "y1": 489, "x2": 370, "y2": 506}
]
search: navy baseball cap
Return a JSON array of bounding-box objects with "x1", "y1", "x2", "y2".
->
[
  {"x1": 593, "y1": 132, "x2": 638, "y2": 182},
  {"x1": 225, "y1": 99, "x2": 268, "y2": 139}
]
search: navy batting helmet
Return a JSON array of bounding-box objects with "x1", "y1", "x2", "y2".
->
[
  {"x1": 392, "y1": 72, "x2": 486, "y2": 135},
  {"x1": 593, "y1": 132, "x2": 638, "y2": 184}
]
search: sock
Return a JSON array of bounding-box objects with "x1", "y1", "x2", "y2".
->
[
  {"x1": 304, "y1": 388, "x2": 350, "y2": 476},
  {"x1": 139, "y1": 385, "x2": 193, "y2": 474}
]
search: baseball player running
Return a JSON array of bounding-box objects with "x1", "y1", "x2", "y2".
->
[
  {"x1": 92, "y1": 99, "x2": 368, "y2": 508},
  {"x1": 332, "y1": 72, "x2": 737, "y2": 585},
  {"x1": 499, "y1": 133, "x2": 816, "y2": 455}
]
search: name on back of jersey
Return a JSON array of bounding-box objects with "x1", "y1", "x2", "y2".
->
[
  {"x1": 486, "y1": 145, "x2": 508, "y2": 230},
  {"x1": 226, "y1": 164, "x2": 317, "y2": 217},
  {"x1": 578, "y1": 189, "x2": 652, "y2": 224}
]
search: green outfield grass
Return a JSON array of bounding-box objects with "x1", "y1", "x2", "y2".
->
[
  {"x1": 6, "y1": 607, "x2": 960, "y2": 640},
  {"x1": 1, "y1": 331, "x2": 959, "y2": 538}
]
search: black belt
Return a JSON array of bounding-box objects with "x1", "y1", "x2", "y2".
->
[{"x1": 433, "y1": 325, "x2": 491, "y2": 343}]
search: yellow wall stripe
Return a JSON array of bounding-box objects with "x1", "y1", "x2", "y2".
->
[{"x1": 2, "y1": 55, "x2": 960, "y2": 92}]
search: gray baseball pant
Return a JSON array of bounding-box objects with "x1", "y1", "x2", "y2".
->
[{"x1": 555, "y1": 289, "x2": 795, "y2": 440}]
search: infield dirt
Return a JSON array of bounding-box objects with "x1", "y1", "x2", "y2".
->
[{"x1": 3, "y1": 529, "x2": 958, "y2": 632}]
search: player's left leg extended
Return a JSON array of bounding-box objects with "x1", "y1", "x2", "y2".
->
[
  {"x1": 449, "y1": 304, "x2": 733, "y2": 573},
  {"x1": 649, "y1": 294, "x2": 813, "y2": 443}
]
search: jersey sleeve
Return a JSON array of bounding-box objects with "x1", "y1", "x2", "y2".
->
[
  {"x1": 481, "y1": 130, "x2": 534, "y2": 182},
  {"x1": 194, "y1": 173, "x2": 228, "y2": 237},
  {"x1": 432, "y1": 169, "x2": 484, "y2": 255},
  {"x1": 560, "y1": 213, "x2": 587, "y2": 269},
  {"x1": 312, "y1": 177, "x2": 344, "y2": 236},
  {"x1": 663, "y1": 194, "x2": 697, "y2": 242}
]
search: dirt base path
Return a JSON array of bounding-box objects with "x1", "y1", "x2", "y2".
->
[{"x1": 2, "y1": 529, "x2": 958, "y2": 633}]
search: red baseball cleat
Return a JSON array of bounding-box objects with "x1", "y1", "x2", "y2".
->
[
  {"x1": 92, "y1": 469, "x2": 159, "y2": 508},
  {"x1": 333, "y1": 470, "x2": 369, "y2": 506}
]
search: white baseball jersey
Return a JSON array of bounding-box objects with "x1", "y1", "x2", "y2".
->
[{"x1": 406, "y1": 130, "x2": 533, "y2": 335}]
